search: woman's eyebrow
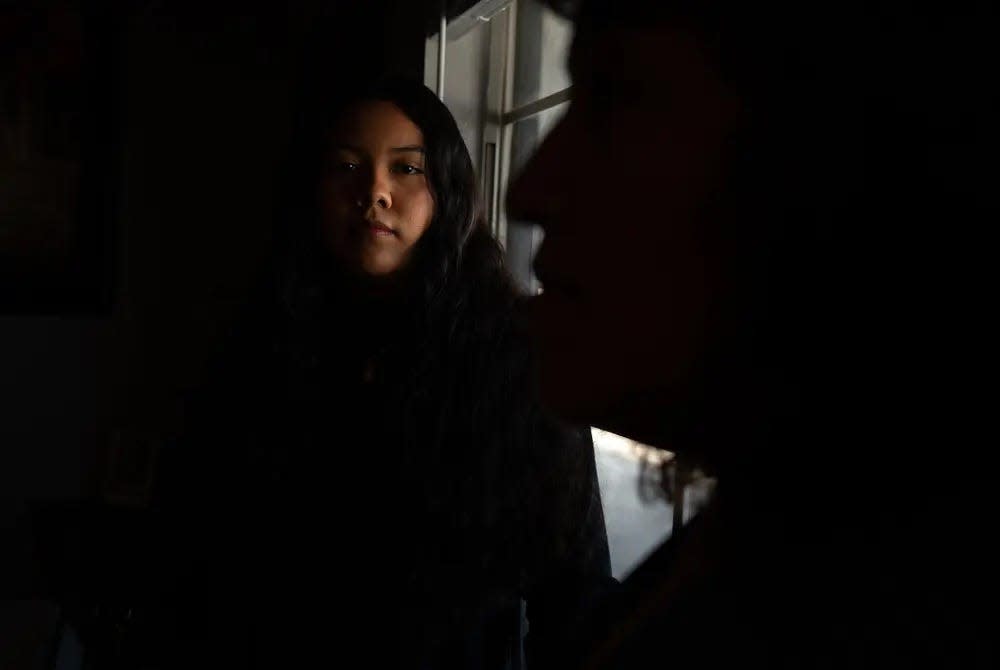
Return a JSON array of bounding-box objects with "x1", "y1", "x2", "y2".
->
[{"x1": 331, "y1": 143, "x2": 425, "y2": 155}]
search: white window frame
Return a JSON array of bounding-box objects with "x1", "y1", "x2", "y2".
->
[{"x1": 428, "y1": 0, "x2": 572, "y2": 251}]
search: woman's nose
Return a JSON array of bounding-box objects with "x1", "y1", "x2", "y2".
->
[
  {"x1": 369, "y1": 171, "x2": 392, "y2": 209},
  {"x1": 353, "y1": 168, "x2": 392, "y2": 210}
]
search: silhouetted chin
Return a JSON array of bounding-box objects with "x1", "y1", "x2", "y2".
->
[
  {"x1": 534, "y1": 359, "x2": 645, "y2": 442},
  {"x1": 537, "y1": 376, "x2": 601, "y2": 430}
]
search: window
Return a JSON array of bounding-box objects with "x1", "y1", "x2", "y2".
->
[
  {"x1": 425, "y1": 0, "x2": 570, "y2": 294},
  {"x1": 427, "y1": 0, "x2": 713, "y2": 579}
]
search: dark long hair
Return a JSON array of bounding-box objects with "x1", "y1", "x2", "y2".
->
[{"x1": 280, "y1": 77, "x2": 586, "y2": 602}]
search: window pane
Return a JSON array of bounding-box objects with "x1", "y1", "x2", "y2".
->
[
  {"x1": 591, "y1": 429, "x2": 673, "y2": 580},
  {"x1": 426, "y1": 20, "x2": 492, "y2": 175},
  {"x1": 591, "y1": 429, "x2": 716, "y2": 580},
  {"x1": 511, "y1": 0, "x2": 573, "y2": 110}
]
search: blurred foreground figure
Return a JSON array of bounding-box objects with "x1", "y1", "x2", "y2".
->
[{"x1": 509, "y1": 1, "x2": 997, "y2": 666}]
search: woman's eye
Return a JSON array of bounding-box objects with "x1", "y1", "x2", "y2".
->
[
  {"x1": 393, "y1": 164, "x2": 424, "y2": 175},
  {"x1": 327, "y1": 156, "x2": 359, "y2": 173}
]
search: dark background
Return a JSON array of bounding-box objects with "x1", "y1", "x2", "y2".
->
[{"x1": 0, "y1": 0, "x2": 460, "y2": 598}]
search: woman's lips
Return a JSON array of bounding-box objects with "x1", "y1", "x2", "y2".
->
[{"x1": 362, "y1": 219, "x2": 396, "y2": 237}]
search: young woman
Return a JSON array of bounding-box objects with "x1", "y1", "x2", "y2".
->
[{"x1": 152, "y1": 77, "x2": 611, "y2": 669}]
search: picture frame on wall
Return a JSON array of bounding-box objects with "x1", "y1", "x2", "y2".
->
[{"x1": 0, "y1": 1, "x2": 124, "y2": 315}]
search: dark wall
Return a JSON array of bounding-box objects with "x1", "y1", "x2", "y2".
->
[{"x1": 1, "y1": 0, "x2": 432, "y2": 595}]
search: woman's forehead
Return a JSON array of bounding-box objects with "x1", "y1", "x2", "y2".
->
[{"x1": 333, "y1": 100, "x2": 424, "y2": 148}]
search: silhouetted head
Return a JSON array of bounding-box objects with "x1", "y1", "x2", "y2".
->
[{"x1": 510, "y1": 1, "x2": 990, "y2": 480}]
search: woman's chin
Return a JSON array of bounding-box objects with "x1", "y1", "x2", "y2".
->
[
  {"x1": 356, "y1": 248, "x2": 420, "y2": 280},
  {"x1": 355, "y1": 255, "x2": 404, "y2": 280},
  {"x1": 359, "y1": 265, "x2": 397, "y2": 279}
]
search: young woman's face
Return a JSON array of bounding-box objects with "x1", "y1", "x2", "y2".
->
[{"x1": 320, "y1": 100, "x2": 435, "y2": 277}]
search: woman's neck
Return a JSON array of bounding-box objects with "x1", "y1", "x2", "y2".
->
[{"x1": 329, "y1": 269, "x2": 417, "y2": 340}]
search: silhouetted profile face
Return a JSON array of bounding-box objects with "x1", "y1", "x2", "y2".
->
[
  {"x1": 321, "y1": 100, "x2": 435, "y2": 277},
  {"x1": 508, "y1": 25, "x2": 742, "y2": 442}
]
